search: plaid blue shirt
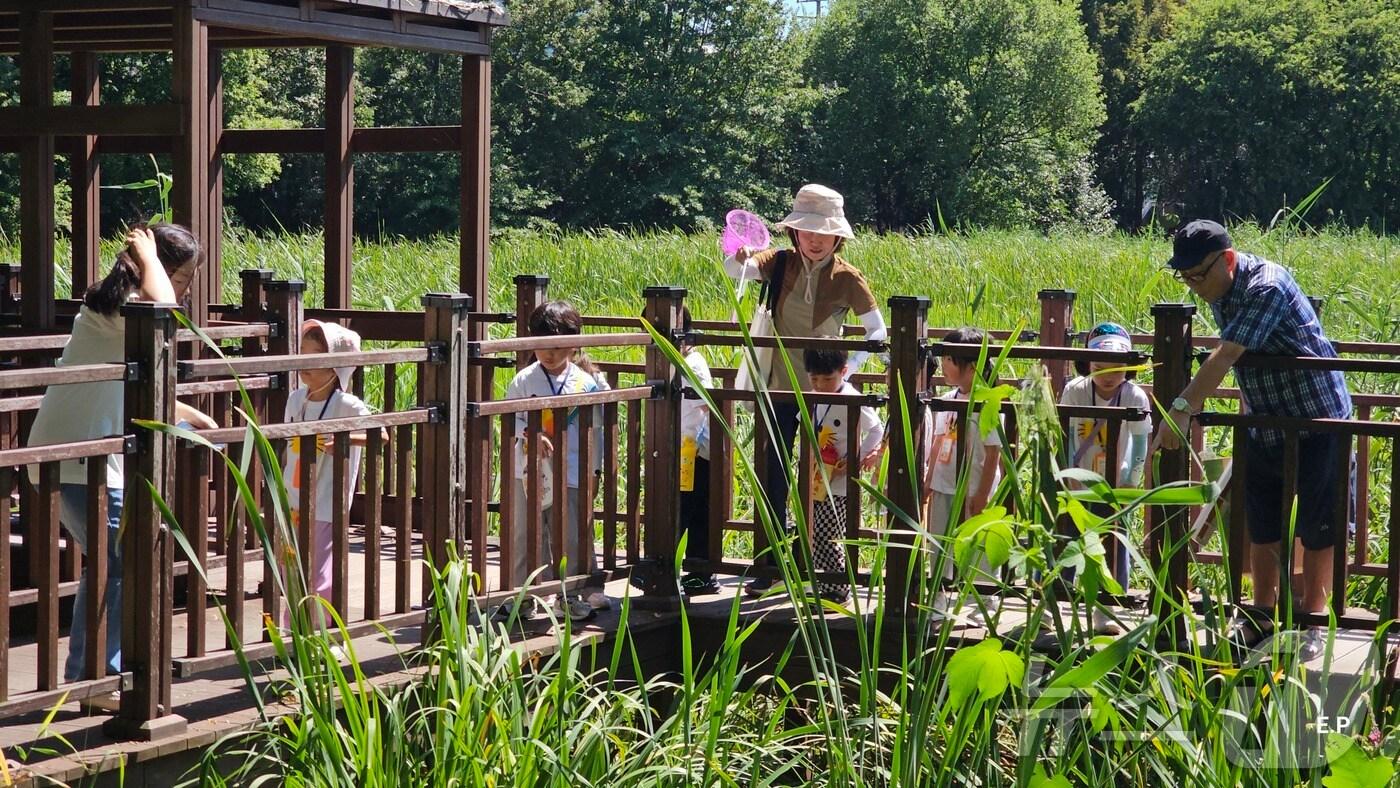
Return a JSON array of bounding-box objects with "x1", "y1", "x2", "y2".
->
[{"x1": 1208, "y1": 252, "x2": 1351, "y2": 446}]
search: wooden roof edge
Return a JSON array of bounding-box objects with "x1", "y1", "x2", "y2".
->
[
  {"x1": 326, "y1": 1, "x2": 510, "y2": 28},
  {"x1": 0, "y1": 1, "x2": 510, "y2": 27}
]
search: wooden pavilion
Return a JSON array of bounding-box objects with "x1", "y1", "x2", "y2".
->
[{"x1": 0, "y1": 0, "x2": 506, "y2": 331}]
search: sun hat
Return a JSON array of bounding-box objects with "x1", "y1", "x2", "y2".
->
[
  {"x1": 1167, "y1": 220, "x2": 1232, "y2": 270},
  {"x1": 301, "y1": 319, "x2": 362, "y2": 391},
  {"x1": 774, "y1": 184, "x2": 854, "y2": 239}
]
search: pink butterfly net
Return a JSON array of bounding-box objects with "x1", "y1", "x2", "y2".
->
[{"x1": 720, "y1": 209, "x2": 771, "y2": 257}]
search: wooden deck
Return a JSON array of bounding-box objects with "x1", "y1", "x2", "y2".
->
[{"x1": 3, "y1": 535, "x2": 1398, "y2": 786}]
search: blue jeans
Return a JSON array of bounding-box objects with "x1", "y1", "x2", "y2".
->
[{"x1": 59, "y1": 483, "x2": 123, "y2": 682}]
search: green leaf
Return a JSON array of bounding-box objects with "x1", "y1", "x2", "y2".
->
[
  {"x1": 954, "y1": 506, "x2": 1016, "y2": 568},
  {"x1": 1065, "y1": 483, "x2": 1216, "y2": 506},
  {"x1": 946, "y1": 638, "x2": 1024, "y2": 706},
  {"x1": 1028, "y1": 764, "x2": 1072, "y2": 788},
  {"x1": 1031, "y1": 619, "x2": 1154, "y2": 712},
  {"x1": 972, "y1": 383, "x2": 1016, "y2": 439},
  {"x1": 1324, "y1": 734, "x2": 1396, "y2": 788}
]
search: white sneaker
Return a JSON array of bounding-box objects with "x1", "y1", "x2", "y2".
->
[
  {"x1": 1092, "y1": 609, "x2": 1123, "y2": 636},
  {"x1": 328, "y1": 643, "x2": 351, "y2": 664},
  {"x1": 554, "y1": 595, "x2": 596, "y2": 623},
  {"x1": 77, "y1": 690, "x2": 121, "y2": 714}
]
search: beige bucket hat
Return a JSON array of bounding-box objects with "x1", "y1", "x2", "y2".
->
[
  {"x1": 774, "y1": 183, "x2": 854, "y2": 239},
  {"x1": 301, "y1": 319, "x2": 362, "y2": 391}
]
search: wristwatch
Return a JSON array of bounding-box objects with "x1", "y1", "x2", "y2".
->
[{"x1": 1169, "y1": 396, "x2": 1192, "y2": 415}]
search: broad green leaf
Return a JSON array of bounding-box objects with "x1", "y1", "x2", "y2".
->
[
  {"x1": 946, "y1": 638, "x2": 1024, "y2": 706},
  {"x1": 954, "y1": 506, "x2": 1016, "y2": 568},
  {"x1": 1324, "y1": 734, "x2": 1395, "y2": 788},
  {"x1": 1028, "y1": 764, "x2": 1072, "y2": 788}
]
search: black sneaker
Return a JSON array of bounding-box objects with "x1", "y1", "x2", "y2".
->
[
  {"x1": 819, "y1": 589, "x2": 849, "y2": 605},
  {"x1": 680, "y1": 573, "x2": 720, "y2": 596}
]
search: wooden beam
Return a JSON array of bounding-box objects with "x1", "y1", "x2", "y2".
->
[
  {"x1": 0, "y1": 2, "x2": 166, "y2": 11},
  {"x1": 70, "y1": 50, "x2": 101, "y2": 299},
  {"x1": 324, "y1": 44, "x2": 354, "y2": 310},
  {"x1": 0, "y1": 104, "x2": 183, "y2": 136},
  {"x1": 460, "y1": 55, "x2": 490, "y2": 317},
  {"x1": 172, "y1": 4, "x2": 212, "y2": 325},
  {"x1": 19, "y1": 9, "x2": 56, "y2": 331},
  {"x1": 205, "y1": 49, "x2": 225, "y2": 314},
  {"x1": 193, "y1": 0, "x2": 491, "y2": 55}
]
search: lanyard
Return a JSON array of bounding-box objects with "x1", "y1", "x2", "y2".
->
[
  {"x1": 539, "y1": 364, "x2": 571, "y2": 397},
  {"x1": 300, "y1": 393, "x2": 334, "y2": 423}
]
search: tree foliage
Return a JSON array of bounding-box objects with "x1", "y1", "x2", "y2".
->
[
  {"x1": 1135, "y1": 0, "x2": 1400, "y2": 229},
  {"x1": 1079, "y1": 0, "x2": 1182, "y2": 228},
  {"x1": 799, "y1": 0, "x2": 1107, "y2": 231},
  {"x1": 0, "y1": 0, "x2": 1396, "y2": 238}
]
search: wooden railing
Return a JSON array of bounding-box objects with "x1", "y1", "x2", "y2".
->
[{"x1": 2, "y1": 271, "x2": 1400, "y2": 742}]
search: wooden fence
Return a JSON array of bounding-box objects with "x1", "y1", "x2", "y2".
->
[{"x1": 0, "y1": 272, "x2": 1398, "y2": 740}]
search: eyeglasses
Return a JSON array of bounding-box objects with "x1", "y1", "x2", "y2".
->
[{"x1": 1172, "y1": 251, "x2": 1225, "y2": 285}]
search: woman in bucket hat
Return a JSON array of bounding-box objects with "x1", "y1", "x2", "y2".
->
[{"x1": 724, "y1": 184, "x2": 886, "y2": 596}]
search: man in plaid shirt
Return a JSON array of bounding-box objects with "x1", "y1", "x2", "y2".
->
[{"x1": 1152, "y1": 220, "x2": 1351, "y2": 626}]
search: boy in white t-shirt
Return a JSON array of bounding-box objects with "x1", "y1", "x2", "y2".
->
[
  {"x1": 922, "y1": 328, "x2": 1004, "y2": 584},
  {"x1": 503, "y1": 301, "x2": 610, "y2": 621},
  {"x1": 1060, "y1": 322, "x2": 1150, "y2": 633},
  {"x1": 803, "y1": 345, "x2": 884, "y2": 603},
  {"x1": 282, "y1": 319, "x2": 375, "y2": 626}
]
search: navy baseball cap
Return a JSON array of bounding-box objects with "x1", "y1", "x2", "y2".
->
[{"x1": 1167, "y1": 220, "x2": 1233, "y2": 270}]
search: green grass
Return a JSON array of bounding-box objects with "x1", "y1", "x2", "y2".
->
[{"x1": 11, "y1": 225, "x2": 1396, "y2": 340}]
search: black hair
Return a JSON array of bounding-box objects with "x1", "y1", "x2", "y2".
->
[
  {"x1": 803, "y1": 343, "x2": 849, "y2": 376},
  {"x1": 785, "y1": 228, "x2": 846, "y2": 258},
  {"x1": 942, "y1": 327, "x2": 994, "y2": 385},
  {"x1": 84, "y1": 222, "x2": 202, "y2": 315},
  {"x1": 529, "y1": 300, "x2": 598, "y2": 375}
]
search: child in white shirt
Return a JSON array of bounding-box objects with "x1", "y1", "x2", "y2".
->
[
  {"x1": 282, "y1": 319, "x2": 374, "y2": 626},
  {"x1": 677, "y1": 308, "x2": 719, "y2": 596},
  {"x1": 1060, "y1": 322, "x2": 1150, "y2": 633},
  {"x1": 503, "y1": 301, "x2": 609, "y2": 618},
  {"x1": 922, "y1": 327, "x2": 1004, "y2": 584},
  {"x1": 803, "y1": 345, "x2": 884, "y2": 603}
]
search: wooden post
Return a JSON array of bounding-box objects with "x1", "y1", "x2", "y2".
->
[
  {"x1": 108, "y1": 303, "x2": 185, "y2": 741},
  {"x1": 238, "y1": 269, "x2": 273, "y2": 324},
  {"x1": 70, "y1": 51, "x2": 101, "y2": 298},
  {"x1": 513, "y1": 275, "x2": 548, "y2": 369},
  {"x1": 1149, "y1": 302, "x2": 1194, "y2": 644},
  {"x1": 259, "y1": 280, "x2": 302, "y2": 625},
  {"x1": 420, "y1": 293, "x2": 471, "y2": 622},
  {"x1": 460, "y1": 54, "x2": 491, "y2": 319},
  {"x1": 1038, "y1": 289, "x2": 1075, "y2": 397},
  {"x1": 205, "y1": 48, "x2": 224, "y2": 309},
  {"x1": 639, "y1": 286, "x2": 685, "y2": 606},
  {"x1": 19, "y1": 9, "x2": 55, "y2": 330},
  {"x1": 172, "y1": 4, "x2": 213, "y2": 325},
  {"x1": 465, "y1": 340, "x2": 494, "y2": 591},
  {"x1": 884, "y1": 296, "x2": 930, "y2": 612},
  {"x1": 324, "y1": 45, "x2": 354, "y2": 310}
]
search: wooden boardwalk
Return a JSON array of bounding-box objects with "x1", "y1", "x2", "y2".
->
[{"x1": 3, "y1": 532, "x2": 1397, "y2": 786}]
